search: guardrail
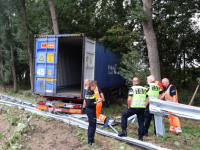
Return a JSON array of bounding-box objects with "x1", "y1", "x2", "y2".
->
[
  {"x1": 150, "y1": 99, "x2": 200, "y2": 137},
  {"x1": 0, "y1": 94, "x2": 170, "y2": 150}
]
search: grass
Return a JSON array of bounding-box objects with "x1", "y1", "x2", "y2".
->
[{"x1": 1, "y1": 89, "x2": 200, "y2": 149}]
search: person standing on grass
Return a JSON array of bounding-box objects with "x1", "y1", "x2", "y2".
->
[
  {"x1": 83, "y1": 79, "x2": 109, "y2": 128},
  {"x1": 118, "y1": 77, "x2": 148, "y2": 141},
  {"x1": 160, "y1": 78, "x2": 182, "y2": 135},
  {"x1": 83, "y1": 80, "x2": 100, "y2": 145},
  {"x1": 144, "y1": 75, "x2": 163, "y2": 137}
]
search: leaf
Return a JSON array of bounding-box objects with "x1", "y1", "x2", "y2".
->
[
  {"x1": 174, "y1": 141, "x2": 181, "y2": 147},
  {"x1": 120, "y1": 146, "x2": 125, "y2": 150},
  {"x1": 197, "y1": 78, "x2": 200, "y2": 84},
  {"x1": 76, "y1": 130, "x2": 81, "y2": 136}
]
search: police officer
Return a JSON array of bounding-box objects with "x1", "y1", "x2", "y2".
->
[
  {"x1": 144, "y1": 75, "x2": 163, "y2": 137},
  {"x1": 83, "y1": 80, "x2": 101, "y2": 145},
  {"x1": 118, "y1": 77, "x2": 148, "y2": 141}
]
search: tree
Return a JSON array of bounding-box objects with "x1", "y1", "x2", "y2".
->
[
  {"x1": 0, "y1": 39, "x2": 6, "y2": 92},
  {"x1": 19, "y1": 0, "x2": 33, "y2": 91},
  {"x1": 48, "y1": 0, "x2": 59, "y2": 34},
  {"x1": 142, "y1": 0, "x2": 161, "y2": 81},
  {"x1": 7, "y1": 27, "x2": 18, "y2": 92}
]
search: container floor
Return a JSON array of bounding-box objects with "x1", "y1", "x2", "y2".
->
[{"x1": 56, "y1": 85, "x2": 81, "y2": 98}]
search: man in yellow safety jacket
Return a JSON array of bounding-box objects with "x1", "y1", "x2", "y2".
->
[
  {"x1": 160, "y1": 78, "x2": 182, "y2": 135},
  {"x1": 144, "y1": 76, "x2": 163, "y2": 137},
  {"x1": 118, "y1": 77, "x2": 148, "y2": 141}
]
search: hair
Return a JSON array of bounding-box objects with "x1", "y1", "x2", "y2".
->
[
  {"x1": 85, "y1": 79, "x2": 90, "y2": 84},
  {"x1": 88, "y1": 80, "x2": 97, "y2": 89},
  {"x1": 147, "y1": 75, "x2": 155, "y2": 82},
  {"x1": 162, "y1": 78, "x2": 169, "y2": 83}
]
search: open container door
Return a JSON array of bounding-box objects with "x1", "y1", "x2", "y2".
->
[
  {"x1": 34, "y1": 36, "x2": 58, "y2": 96},
  {"x1": 83, "y1": 37, "x2": 96, "y2": 90}
]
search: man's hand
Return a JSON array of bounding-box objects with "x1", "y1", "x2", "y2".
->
[
  {"x1": 159, "y1": 93, "x2": 165, "y2": 100},
  {"x1": 94, "y1": 98, "x2": 102, "y2": 104}
]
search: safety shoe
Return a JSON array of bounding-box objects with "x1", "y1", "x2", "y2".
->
[
  {"x1": 176, "y1": 132, "x2": 181, "y2": 135},
  {"x1": 138, "y1": 137, "x2": 143, "y2": 141},
  {"x1": 118, "y1": 129, "x2": 127, "y2": 137},
  {"x1": 103, "y1": 118, "x2": 109, "y2": 128}
]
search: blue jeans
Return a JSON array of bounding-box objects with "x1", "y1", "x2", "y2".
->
[
  {"x1": 86, "y1": 108, "x2": 96, "y2": 144},
  {"x1": 121, "y1": 108, "x2": 145, "y2": 138}
]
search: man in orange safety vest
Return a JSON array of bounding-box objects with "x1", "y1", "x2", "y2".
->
[{"x1": 160, "y1": 78, "x2": 182, "y2": 135}]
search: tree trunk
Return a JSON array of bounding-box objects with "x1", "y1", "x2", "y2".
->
[
  {"x1": 142, "y1": 0, "x2": 161, "y2": 81},
  {"x1": 20, "y1": 0, "x2": 33, "y2": 92},
  {"x1": 0, "y1": 39, "x2": 6, "y2": 92},
  {"x1": 8, "y1": 29, "x2": 17, "y2": 92},
  {"x1": 48, "y1": 0, "x2": 59, "y2": 34}
]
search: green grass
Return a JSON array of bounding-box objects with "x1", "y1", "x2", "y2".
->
[{"x1": 0, "y1": 132, "x2": 3, "y2": 138}]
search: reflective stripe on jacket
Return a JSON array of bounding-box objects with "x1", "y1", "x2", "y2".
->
[
  {"x1": 130, "y1": 85, "x2": 146, "y2": 108},
  {"x1": 164, "y1": 85, "x2": 178, "y2": 103},
  {"x1": 147, "y1": 83, "x2": 161, "y2": 100}
]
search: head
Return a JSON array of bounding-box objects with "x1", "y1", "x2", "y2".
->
[
  {"x1": 84, "y1": 79, "x2": 90, "y2": 87},
  {"x1": 147, "y1": 75, "x2": 155, "y2": 83},
  {"x1": 151, "y1": 74, "x2": 156, "y2": 80},
  {"x1": 132, "y1": 77, "x2": 140, "y2": 85},
  {"x1": 88, "y1": 80, "x2": 97, "y2": 91},
  {"x1": 162, "y1": 78, "x2": 169, "y2": 88}
]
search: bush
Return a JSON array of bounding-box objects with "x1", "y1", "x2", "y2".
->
[{"x1": 24, "y1": 92, "x2": 32, "y2": 97}]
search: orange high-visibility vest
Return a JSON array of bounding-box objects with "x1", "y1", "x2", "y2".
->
[
  {"x1": 155, "y1": 81, "x2": 159, "y2": 85},
  {"x1": 164, "y1": 85, "x2": 178, "y2": 103}
]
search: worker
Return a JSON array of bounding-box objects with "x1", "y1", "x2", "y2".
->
[
  {"x1": 83, "y1": 80, "x2": 100, "y2": 145},
  {"x1": 144, "y1": 76, "x2": 163, "y2": 137},
  {"x1": 151, "y1": 74, "x2": 164, "y2": 91},
  {"x1": 93, "y1": 81, "x2": 109, "y2": 128},
  {"x1": 118, "y1": 77, "x2": 148, "y2": 141},
  {"x1": 160, "y1": 78, "x2": 182, "y2": 135},
  {"x1": 83, "y1": 79, "x2": 109, "y2": 128},
  {"x1": 82, "y1": 79, "x2": 89, "y2": 114}
]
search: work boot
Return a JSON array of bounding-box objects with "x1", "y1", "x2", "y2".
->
[
  {"x1": 176, "y1": 132, "x2": 181, "y2": 135},
  {"x1": 144, "y1": 133, "x2": 148, "y2": 137},
  {"x1": 103, "y1": 118, "x2": 109, "y2": 128},
  {"x1": 138, "y1": 137, "x2": 143, "y2": 141},
  {"x1": 118, "y1": 129, "x2": 127, "y2": 137}
]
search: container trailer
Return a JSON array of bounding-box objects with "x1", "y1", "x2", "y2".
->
[{"x1": 33, "y1": 33, "x2": 124, "y2": 113}]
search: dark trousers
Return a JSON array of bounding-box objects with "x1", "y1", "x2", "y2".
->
[
  {"x1": 144, "y1": 104, "x2": 155, "y2": 135},
  {"x1": 121, "y1": 108, "x2": 145, "y2": 138},
  {"x1": 86, "y1": 107, "x2": 96, "y2": 144}
]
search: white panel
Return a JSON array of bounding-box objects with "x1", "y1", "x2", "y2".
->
[{"x1": 84, "y1": 37, "x2": 96, "y2": 86}]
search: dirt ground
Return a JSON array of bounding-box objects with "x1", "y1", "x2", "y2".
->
[{"x1": 0, "y1": 108, "x2": 144, "y2": 150}]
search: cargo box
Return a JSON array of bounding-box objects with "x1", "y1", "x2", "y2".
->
[{"x1": 33, "y1": 33, "x2": 124, "y2": 99}]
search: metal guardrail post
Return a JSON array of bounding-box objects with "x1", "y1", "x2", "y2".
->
[{"x1": 150, "y1": 99, "x2": 200, "y2": 137}]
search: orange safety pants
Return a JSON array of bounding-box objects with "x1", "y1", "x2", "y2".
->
[
  {"x1": 94, "y1": 87, "x2": 107, "y2": 123},
  {"x1": 96, "y1": 102, "x2": 107, "y2": 123},
  {"x1": 168, "y1": 115, "x2": 182, "y2": 133}
]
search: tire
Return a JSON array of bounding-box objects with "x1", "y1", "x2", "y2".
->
[{"x1": 105, "y1": 91, "x2": 111, "y2": 108}]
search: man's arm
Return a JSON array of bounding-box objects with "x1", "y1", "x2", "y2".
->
[
  {"x1": 100, "y1": 93, "x2": 105, "y2": 101},
  {"x1": 127, "y1": 96, "x2": 132, "y2": 109},
  {"x1": 83, "y1": 99, "x2": 86, "y2": 108},
  {"x1": 172, "y1": 95, "x2": 176, "y2": 103},
  {"x1": 146, "y1": 97, "x2": 149, "y2": 106},
  {"x1": 159, "y1": 93, "x2": 165, "y2": 99}
]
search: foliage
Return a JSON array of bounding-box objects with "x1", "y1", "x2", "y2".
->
[
  {"x1": 118, "y1": 50, "x2": 149, "y2": 87},
  {"x1": 0, "y1": 0, "x2": 199, "y2": 91}
]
